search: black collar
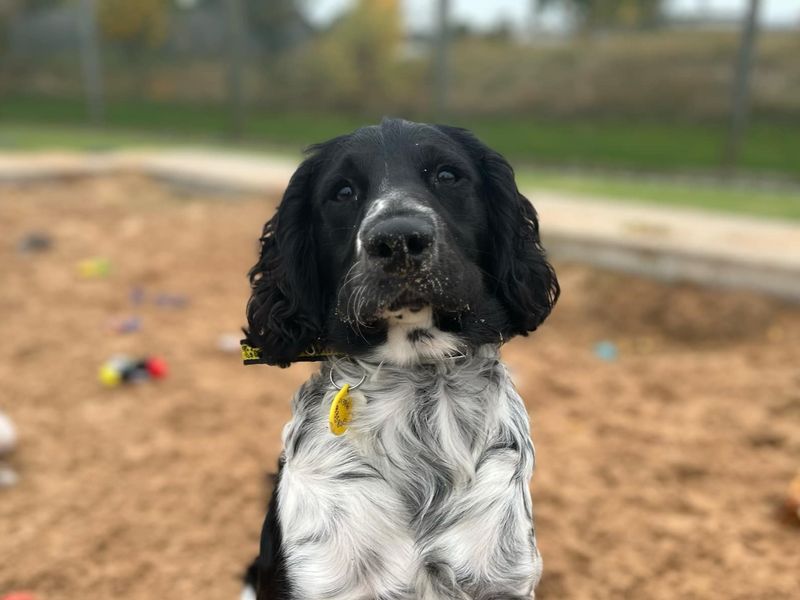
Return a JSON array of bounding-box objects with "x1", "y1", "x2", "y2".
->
[{"x1": 241, "y1": 340, "x2": 342, "y2": 365}]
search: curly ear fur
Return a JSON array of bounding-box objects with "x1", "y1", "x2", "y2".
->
[
  {"x1": 484, "y1": 151, "x2": 559, "y2": 334},
  {"x1": 245, "y1": 156, "x2": 324, "y2": 366},
  {"x1": 436, "y1": 125, "x2": 560, "y2": 336}
]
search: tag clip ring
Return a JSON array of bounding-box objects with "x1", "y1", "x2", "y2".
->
[{"x1": 329, "y1": 368, "x2": 366, "y2": 391}]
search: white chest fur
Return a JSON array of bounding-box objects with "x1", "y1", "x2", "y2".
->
[{"x1": 278, "y1": 352, "x2": 542, "y2": 600}]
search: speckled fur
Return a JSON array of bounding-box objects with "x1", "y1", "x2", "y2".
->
[{"x1": 273, "y1": 349, "x2": 541, "y2": 599}]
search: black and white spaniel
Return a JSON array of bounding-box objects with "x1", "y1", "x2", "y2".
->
[{"x1": 241, "y1": 118, "x2": 559, "y2": 600}]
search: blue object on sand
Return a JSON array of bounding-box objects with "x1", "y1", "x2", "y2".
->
[{"x1": 594, "y1": 340, "x2": 619, "y2": 362}]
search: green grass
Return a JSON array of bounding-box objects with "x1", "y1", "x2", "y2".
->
[
  {"x1": 463, "y1": 117, "x2": 800, "y2": 178},
  {"x1": 0, "y1": 122, "x2": 188, "y2": 151},
  {"x1": 2, "y1": 97, "x2": 800, "y2": 221},
  {"x1": 0, "y1": 96, "x2": 364, "y2": 151},
  {"x1": 517, "y1": 170, "x2": 800, "y2": 221},
  {"x1": 2, "y1": 95, "x2": 800, "y2": 177}
]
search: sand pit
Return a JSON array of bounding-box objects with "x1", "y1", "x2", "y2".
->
[{"x1": 1, "y1": 176, "x2": 799, "y2": 599}]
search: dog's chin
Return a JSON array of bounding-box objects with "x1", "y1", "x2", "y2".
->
[
  {"x1": 332, "y1": 281, "x2": 488, "y2": 364},
  {"x1": 338, "y1": 283, "x2": 433, "y2": 325},
  {"x1": 386, "y1": 290, "x2": 429, "y2": 314},
  {"x1": 382, "y1": 304, "x2": 433, "y2": 327}
]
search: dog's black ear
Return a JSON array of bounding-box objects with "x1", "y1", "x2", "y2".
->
[
  {"x1": 482, "y1": 149, "x2": 559, "y2": 335},
  {"x1": 245, "y1": 156, "x2": 324, "y2": 366},
  {"x1": 436, "y1": 125, "x2": 559, "y2": 336}
]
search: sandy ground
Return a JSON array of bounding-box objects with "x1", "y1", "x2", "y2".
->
[{"x1": 1, "y1": 176, "x2": 799, "y2": 599}]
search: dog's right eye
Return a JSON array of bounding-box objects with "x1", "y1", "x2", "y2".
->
[{"x1": 335, "y1": 185, "x2": 355, "y2": 202}]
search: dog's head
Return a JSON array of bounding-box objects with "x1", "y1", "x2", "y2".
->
[{"x1": 245, "y1": 119, "x2": 559, "y2": 366}]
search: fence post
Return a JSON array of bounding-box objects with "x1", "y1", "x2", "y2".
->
[
  {"x1": 224, "y1": 0, "x2": 246, "y2": 139},
  {"x1": 78, "y1": 0, "x2": 105, "y2": 125},
  {"x1": 433, "y1": 0, "x2": 450, "y2": 121},
  {"x1": 528, "y1": 0, "x2": 540, "y2": 42},
  {"x1": 723, "y1": 0, "x2": 761, "y2": 168}
]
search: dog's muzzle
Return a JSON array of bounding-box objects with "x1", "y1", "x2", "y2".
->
[{"x1": 363, "y1": 215, "x2": 435, "y2": 274}]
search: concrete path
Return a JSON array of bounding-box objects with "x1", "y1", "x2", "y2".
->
[
  {"x1": 534, "y1": 192, "x2": 800, "y2": 301},
  {"x1": 2, "y1": 150, "x2": 799, "y2": 301}
]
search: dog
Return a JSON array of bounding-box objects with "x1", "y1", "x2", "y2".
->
[{"x1": 241, "y1": 118, "x2": 559, "y2": 600}]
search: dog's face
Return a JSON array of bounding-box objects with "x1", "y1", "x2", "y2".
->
[{"x1": 246, "y1": 119, "x2": 558, "y2": 366}]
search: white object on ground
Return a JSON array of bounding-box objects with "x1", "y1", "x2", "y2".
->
[
  {"x1": 0, "y1": 466, "x2": 18, "y2": 489},
  {"x1": 0, "y1": 410, "x2": 17, "y2": 456},
  {"x1": 217, "y1": 333, "x2": 242, "y2": 354}
]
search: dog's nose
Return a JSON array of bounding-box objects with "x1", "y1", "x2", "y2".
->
[{"x1": 364, "y1": 216, "x2": 435, "y2": 267}]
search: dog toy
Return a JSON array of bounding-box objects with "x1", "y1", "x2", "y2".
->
[
  {"x1": 98, "y1": 355, "x2": 168, "y2": 387},
  {"x1": 0, "y1": 410, "x2": 17, "y2": 456},
  {"x1": 129, "y1": 286, "x2": 146, "y2": 306},
  {"x1": 108, "y1": 316, "x2": 142, "y2": 334},
  {"x1": 154, "y1": 293, "x2": 189, "y2": 308},
  {"x1": 98, "y1": 355, "x2": 129, "y2": 387},
  {"x1": 145, "y1": 356, "x2": 168, "y2": 379},
  {"x1": 77, "y1": 257, "x2": 111, "y2": 278},
  {"x1": 17, "y1": 231, "x2": 52, "y2": 254},
  {"x1": 593, "y1": 340, "x2": 619, "y2": 362},
  {"x1": 129, "y1": 287, "x2": 189, "y2": 308}
]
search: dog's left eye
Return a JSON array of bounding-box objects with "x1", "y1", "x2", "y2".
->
[
  {"x1": 335, "y1": 185, "x2": 355, "y2": 202},
  {"x1": 436, "y1": 168, "x2": 458, "y2": 184}
]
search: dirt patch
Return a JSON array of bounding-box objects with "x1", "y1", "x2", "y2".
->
[
  {"x1": 1, "y1": 176, "x2": 799, "y2": 599},
  {"x1": 582, "y1": 269, "x2": 780, "y2": 345}
]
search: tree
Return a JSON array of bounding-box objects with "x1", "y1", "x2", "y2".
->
[
  {"x1": 308, "y1": 0, "x2": 403, "y2": 111},
  {"x1": 97, "y1": 0, "x2": 169, "y2": 47}
]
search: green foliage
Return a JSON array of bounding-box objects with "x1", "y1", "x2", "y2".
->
[
  {"x1": 264, "y1": 0, "x2": 412, "y2": 113},
  {"x1": 446, "y1": 31, "x2": 800, "y2": 119},
  {"x1": 542, "y1": 0, "x2": 664, "y2": 29},
  {"x1": 97, "y1": 0, "x2": 169, "y2": 47}
]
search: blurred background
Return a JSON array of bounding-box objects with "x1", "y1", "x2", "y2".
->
[
  {"x1": 1, "y1": 1, "x2": 800, "y2": 599},
  {"x1": 1, "y1": 0, "x2": 799, "y2": 190}
]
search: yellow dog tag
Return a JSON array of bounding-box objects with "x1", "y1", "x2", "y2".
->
[{"x1": 329, "y1": 384, "x2": 353, "y2": 436}]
